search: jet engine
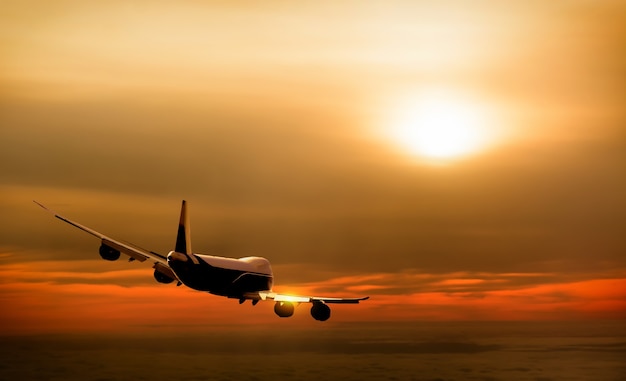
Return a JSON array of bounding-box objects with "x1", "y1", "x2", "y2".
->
[
  {"x1": 99, "y1": 243, "x2": 121, "y2": 261},
  {"x1": 310, "y1": 301, "x2": 331, "y2": 321},
  {"x1": 274, "y1": 301, "x2": 295, "y2": 318},
  {"x1": 153, "y1": 269, "x2": 176, "y2": 284}
]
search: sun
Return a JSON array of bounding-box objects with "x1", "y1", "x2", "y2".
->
[{"x1": 389, "y1": 89, "x2": 492, "y2": 161}]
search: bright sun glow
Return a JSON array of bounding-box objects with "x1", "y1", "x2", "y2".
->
[{"x1": 389, "y1": 89, "x2": 494, "y2": 161}]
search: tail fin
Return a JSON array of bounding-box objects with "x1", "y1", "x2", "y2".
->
[{"x1": 175, "y1": 200, "x2": 192, "y2": 255}]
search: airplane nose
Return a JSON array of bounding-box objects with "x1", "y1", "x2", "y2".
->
[{"x1": 167, "y1": 251, "x2": 188, "y2": 262}]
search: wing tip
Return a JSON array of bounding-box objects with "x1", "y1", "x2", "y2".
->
[{"x1": 33, "y1": 200, "x2": 53, "y2": 213}]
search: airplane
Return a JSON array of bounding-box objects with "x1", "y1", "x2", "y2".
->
[{"x1": 34, "y1": 200, "x2": 368, "y2": 321}]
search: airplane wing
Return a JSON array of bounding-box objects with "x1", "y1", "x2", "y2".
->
[
  {"x1": 33, "y1": 201, "x2": 177, "y2": 281},
  {"x1": 246, "y1": 291, "x2": 368, "y2": 321},
  {"x1": 250, "y1": 291, "x2": 369, "y2": 304}
]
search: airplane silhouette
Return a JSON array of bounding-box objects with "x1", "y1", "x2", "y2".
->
[{"x1": 35, "y1": 200, "x2": 368, "y2": 321}]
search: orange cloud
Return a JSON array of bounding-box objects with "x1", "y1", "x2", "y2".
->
[
  {"x1": 1, "y1": 259, "x2": 625, "y2": 334},
  {"x1": 279, "y1": 270, "x2": 626, "y2": 321}
]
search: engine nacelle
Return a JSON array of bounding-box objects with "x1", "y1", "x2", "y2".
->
[
  {"x1": 99, "y1": 243, "x2": 121, "y2": 261},
  {"x1": 310, "y1": 301, "x2": 331, "y2": 321},
  {"x1": 154, "y1": 269, "x2": 175, "y2": 284},
  {"x1": 274, "y1": 301, "x2": 295, "y2": 318}
]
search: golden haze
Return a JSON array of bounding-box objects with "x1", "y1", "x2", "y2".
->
[{"x1": 0, "y1": 0, "x2": 625, "y2": 333}]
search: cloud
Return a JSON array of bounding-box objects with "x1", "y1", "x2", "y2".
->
[
  {"x1": 2, "y1": 319, "x2": 624, "y2": 381},
  {"x1": 2, "y1": 253, "x2": 624, "y2": 334},
  {"x1": 276, "y1": 269, "x2": 626, "y2": 321}
]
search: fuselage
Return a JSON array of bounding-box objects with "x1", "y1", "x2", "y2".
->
[{"x1": 167, "y1": 251, "x2": 273, "y2": 298}]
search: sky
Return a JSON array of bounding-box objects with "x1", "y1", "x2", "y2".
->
[{"x1": 1, "y1": 0, "x2": 625, "y2": 334}]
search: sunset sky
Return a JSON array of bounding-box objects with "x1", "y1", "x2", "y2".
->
[{"x1": 1, "y1": 0, "x2": 625, "y2": 334}]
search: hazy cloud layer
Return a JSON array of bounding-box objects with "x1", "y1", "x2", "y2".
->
[
  {"x1": 1, "y1": 251, "x2": 624, "y2": 334},
  {"x1": 1, "y1": 322, "x2": 625, "y2": 381}
]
